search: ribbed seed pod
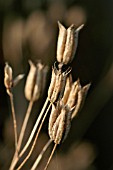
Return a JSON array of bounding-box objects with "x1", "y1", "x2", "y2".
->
[
  {"x1": 61, "y1": 75, "x2": 72, "y2": 105},
  {"x1": 4, "y1": 63, "x2": 13, "y2": 95},
  {"x1": 48, "y1": 68, "x2": 56, "y2": 101},
  {"x1": 48, "y1": 104, "x2": 60, "y2": 140},
  {"x1": 25, "y1": 60, "x2": 47, "y2": 101},
  {"x1": 54, "y1": 108, "x2": 66, "y2": 144},
  {"x1": 57, "y1": 21, "x2": 67, "y2": 63},
  {"x1": 71, "y1": 83, "x2": 90, "y2": 119},
  {"x1": 4, "y1": 63, "x2": 13, "y2": 90},
  {"x1": 56, "y1": 22, "x2": 84, "y2": 65},
  {"x1": 66, "y1": 79, "x2": 80, "y2": 109},
  {"x1": 24, "y1": 60, "x2": 37, "y2": 101},
  {"x1": 63, "y1": 24, "x2": 76, "y2": 65},
  {"x1": 32, "y1": 63, "x2": 44, "y2": 101}
]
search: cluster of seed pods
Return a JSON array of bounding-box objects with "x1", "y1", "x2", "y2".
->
[{"x1": 48, "y1": 22, "x2": 90, "y2": 145}]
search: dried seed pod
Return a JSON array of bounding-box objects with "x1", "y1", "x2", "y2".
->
[
  {"x1": 62, "y1": 106, "x2": 72, "y2": 142},
  {"x1": 63, "y1": 24, "x2": 76, "y2": 64},
  {"x1": 48, "y1": 104, "x2": 60, "y2": 139},
  {"x1": 61, "y1": 75, "x2": 72, "y2": 105},
  {"x1": 25, "y1": 60, "x2": 47, "y2": 101},
  {"x1": 57, "y1": 21, "x2": 67, "y2": 63},
  {"x1": 48, "y1": 67, "x2": 56, "y2": 100},
  {"x1": 24, "y1": 60, "x2": 37, "y2": 101},
  {"x1": 50, "y1": 70, "x2": 63, "y2": 102},
  {"x1": 4, "y1": 63, "x2": 13, "y2": 95},
  {"x1": 66, "y1": 79, "x2": 80, "y2": 109},
  {"x1": 71, "y1": 83, "x2": 90, "y2": 119},
  {"x1": 54, "y1": 108, "x2": 66, "y2": 144},
  {"x1": 32, "y1": 62, "x2": 44, "y2": 100},
  {"x1": 48, "y1": 63, "x2": 71, "y2": 103},
  {"x1": 56, "y1": 22, "x2": 84, "y2": 65}
]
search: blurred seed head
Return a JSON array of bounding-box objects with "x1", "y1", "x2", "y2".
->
[
  {"x1": 4, "y1": 63, "x2": 13, "y2": 95},
  {"x1": 25, "y1": 60, "x2": 48, "y2": 101}
]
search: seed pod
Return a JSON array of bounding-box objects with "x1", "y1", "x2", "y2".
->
[
  {"x1": 4, "y1": 63, "x2": 13, "y2": 95},
  {"x1": 56, "y1": 22, "x2": 84, "y2": 65},
  {"x1": 32, "y1": 62, "x2": 44, "y2": 101},
  {"x1": 24, "y1": 60, "x2": 37, "y2": 101},
  {"x1": 62, "y1": 106, "x2": 72, "y2": 142},
  {"x1": 66, "y1": 79, "x2": 80, "y2": 109},
  {"x1": 61, "y1": 75, "x2": 72, "y2": 105},
  {"x1": 48, "y1": 104, "x2": 60, "y2": 140},
  {"x1": 63, "y1": 24, "x2": 76, "y2": 64},
  {"x1": 57, "y1": 21, "x2": 67, "y2": 63},
  {"x1": 71, "y1": 83, "x2": 90, "y2": 119},
  {"x1": 48, "y1": 67, "x2": 56, "y2": 101}
]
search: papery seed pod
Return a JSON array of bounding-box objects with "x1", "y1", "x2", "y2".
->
[
  {"x1": 32, "y1": 62, "x2": 44, "y2": 101},
  {"x1": 50, "y1": 71, "x2": 63, "y2": 102},
  {"x1": 48, "y1": 104, "x2": 60, "y2": 139},
  {"x1": 54, "y1": 109, "x2": 66, "y2": 144},
  {"x1": 62, "y1": 106, "x2": 72, "y2": 142},
  {"x1": 71, "y1": 83, "x2": 90, "y2": 119},
  {"x1": 61, "y1": 75, "x2": 72, "y2": 105},
  {"x1": 57, "y1": 21, "x2": 67, "y2": 63},
  {"x1": 48, "y1": 67, "x2": 56, "y2": 101},
  {"x1": 67, "y1": 79, "x2": 80, "y2": 108},
  {"x1": 63, "y1": 24, "x2": 76, "y2": 64},
  {"x1": 4, "y1": 63, "x2": 13, "y2": 94},
  {"x1": 24, "y1": 60, "x2": 36, "y2": 101}
]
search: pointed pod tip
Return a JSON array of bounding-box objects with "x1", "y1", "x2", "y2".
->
[
  {"x1": 57, "y1": 21, "x2": 66, "y2": 30},
  {"x1": 76, "y1": 24, "x2": 84, "y2": 32}
]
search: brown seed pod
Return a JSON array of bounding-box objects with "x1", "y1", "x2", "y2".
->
[
  {"x1": 66, "y1": 79, "x2": 81, "y2": 109},
  {"x1": 4, "y1": 63, "x2": 13, "y2": 90},
  {"x1": 48, "y1": 104, "x2": 61, "y2": 140},
  {"x1": 56, "y1": 22, "x2": 84, "y2": 65},
  {"x1": 61, "y1": 75, "x2": 72, "y2": 105},
  {"x1": 32, "y1": 62, "x2": 44, "y2": 101},
  {"x1": 24, "y1": 60, "x2": 37, "y2": 101},
  {"x1": 56, "y1": 21, "x2": 67, "y2": 63},
  {"x1": 48, "y1": 67, "x2": 56, "y2": 101},
  {"x1": 71, "y1": 83, "x2": 90, "y2": 119},
  {"x1": 63, "y1": 24, "x2": 76, "y2": 64},
  {"x1": 4, "y1": 63, "x2": 13, "y2": 95}
]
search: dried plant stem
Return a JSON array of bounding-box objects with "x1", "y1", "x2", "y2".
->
[
  {"x1": 44, "y1": 143, "x2": 57, "y2": 170},
  {"x1": 10, "y1": 98, "x2": 34, "y2": 170},
  {"x1": 19, "y1": 98, "x2": 49, "y2": 158},
  {"x1": 16, "y1": 103, "x2": 52, "y2": 170},
  {"x1": 31, "y1": 139, "x2": 52, "y2": 170},
  {"x1": 9, "y1": 92, "x2": 18, "y2": 152}
]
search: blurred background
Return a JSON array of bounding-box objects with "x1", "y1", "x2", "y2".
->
[{"x1": 0, "y1": 0, "x2": 113, "y2": 169}]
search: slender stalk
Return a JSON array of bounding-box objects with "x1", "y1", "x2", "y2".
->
[
  {"x1": 17, "y1": 99, "x2": 34, "y2": 152},
  {"x1": 10, "y1": 98, "x2": 49, "y2": 170},
  {"x1": 31, "y1": 139, "x2": 52, "y2": 170},
  {"x1": 44, "y1": 143, "x2": 57, "y2": 170},
  {"x1": 9, "y1": 92, "x2": 18, "y2": 152},
  {"x1": 19, "y1": 98, "x2": 49, "y2": 158},
  {"x1": 16, "y1": 103, "x2": 52, "y2": 170},
  {"x1": 9, "y1": 98, "x2": 34, "y2": 170}
]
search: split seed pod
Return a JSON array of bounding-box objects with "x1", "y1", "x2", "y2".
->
[
  {"x1": 48, "y1": 64, "x2": 71, "y2": 103},
  {"x1": 57, "y1": 21, "x2": 84, "y2": 65},
  {"x1": 25, "y1": 60, "x2": 47, "y2": 101},
  {"x1": 48, "y1": 75, "x2": 90, "y2": 144},
  {"x1": 4, "y1": 63, "x2": 13, "y2": 95}
]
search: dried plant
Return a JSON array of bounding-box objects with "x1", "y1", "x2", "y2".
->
[{"x1": 4, "y1": 21, "x2": 90, "y2": 170}]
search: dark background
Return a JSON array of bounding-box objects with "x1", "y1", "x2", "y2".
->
[{"x1": 0, "y1": 0, "x2": 113, "y2": 169}]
